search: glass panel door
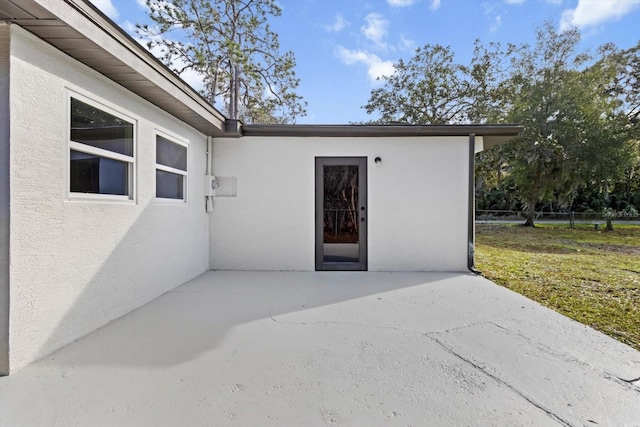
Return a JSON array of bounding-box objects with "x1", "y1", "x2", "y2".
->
[{"x1": 315, "y1": 157, "x2": 367, "y2": 271}]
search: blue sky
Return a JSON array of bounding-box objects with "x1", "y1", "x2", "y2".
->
[{"x1": 92, "y1": 0, "x2": 640, "y2": 124}]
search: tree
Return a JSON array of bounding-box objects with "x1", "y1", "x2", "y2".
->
[
  {"x1": 609, "y1": 41, "x2": 640, "y2": 125},
  {"x1": 363, "y1": 45, "x2": 472, "y2": 124},
  {"x1": 501, "y1": 24, "x2": 634, "y2": 226},
  {"x1": 363, "y1": 23, "x2": 638, "y2": 226},
  {"x1": 363, "y1": 42, "x2": 517, "y2": 125},
  {"x1": 137, "y1": 0, "x2": 306, "y2": 123},
  {"x1": 599, "y1": 43, "x2": 640, "y2": 214},
  {"x1": 500, "y1": 25, "x2": 582, "y2": 225},
  {"x1": 467, "y1": 40, "x2": 521, "y2": 124}
]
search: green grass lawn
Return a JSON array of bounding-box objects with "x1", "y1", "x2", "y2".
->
[{"x1": 476, "y1": 223, "x2": 640, "y2": 351}]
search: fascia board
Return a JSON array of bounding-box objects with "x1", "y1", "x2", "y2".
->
[{"x1": 241, "y1": 124, "x2": 523, "y2": 145}]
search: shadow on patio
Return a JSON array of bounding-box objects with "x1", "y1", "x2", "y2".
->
[{"x1": 36, "y1": 271, "x2": 456, "y2": 369}]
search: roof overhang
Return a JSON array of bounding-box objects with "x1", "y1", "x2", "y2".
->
[
  {"x1": 0, "y1": 0, "x2": 227, "y2": 136},
  {"x1": 242, "y1": 124, "x2": 523, "y2": 149}
]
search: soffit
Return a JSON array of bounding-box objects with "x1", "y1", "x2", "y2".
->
[{"x1": 0, "y1": 0, "x2": 227, "y2": 136}]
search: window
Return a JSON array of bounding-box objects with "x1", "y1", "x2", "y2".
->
[
  {"x1": 69, "y1": 96, "x2": 135, "y2": 198},
  {"x1": 155, "y1": 134, "x2": 187, "y2": 201}
]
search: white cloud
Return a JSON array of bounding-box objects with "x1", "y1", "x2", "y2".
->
[
  {"x1": 123, "y1": 20, "x2": 136, "y2": 34},
  {"x1": 560, "y1": 0, "x2": 640, "y2": 31},
  {"x1": 178, "y1": 68, "x2": 206, "y2": 92},
  {"x1": 429, "y1": 0, "x2": 442, "y2": 10},
  {"x1": 336, "y1": 46, "x2": 395, "y2": 83},
  {"x1": 136, "y1": 0, "x2": 147, "y2": 7},
  {"x1": 399, "y1": 34, "x2": 417, "y2": 51},
  {"x1": 504, "y1": 0, "x2": 525, "y2": 4},
  {"x1": 482, "y1": 2, "x2": 504, "y2": 32},
  {"x1": 325, "y1": 14, "x2": 349, "y2": 32},
  {"x1": 90, "y1": 0, "x2": 119, "y2": 20},
  {"x1": 490, "y1": 14, "x2": 502, "y2": 33},
  {"x1": 361, "y1": 13, "x2": 389, "y2": 45},
  {"x1": 387, "y1": 0, "x2": 416, "y2": 6}
]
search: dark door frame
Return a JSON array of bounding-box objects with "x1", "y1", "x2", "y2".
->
[{"x1": 315, "y1": 157, "x2": 367, "y2": 271}]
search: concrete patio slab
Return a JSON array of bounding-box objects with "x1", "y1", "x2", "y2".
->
[{"x1": 1, "y1": 271, "x2": 639, "y2": 426}]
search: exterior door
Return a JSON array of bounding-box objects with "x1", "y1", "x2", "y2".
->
[{"x1": 315, "y1": 157, "x2": 367, "y2": 271}]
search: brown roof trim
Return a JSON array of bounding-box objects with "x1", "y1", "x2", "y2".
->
[
  {"x1": 241, "y1": 124, "x2": 522, "y2": 147},
  {"x1": 242, "y1": 124, "x2": 522, "y2": 137}
]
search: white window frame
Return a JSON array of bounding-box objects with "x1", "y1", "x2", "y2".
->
[
  {"x1": 154, "y1": 129, "x2": 189, "y2": 204},
  {"x1": 66, "y1": 91, "x2": 137, "y2": 202}
]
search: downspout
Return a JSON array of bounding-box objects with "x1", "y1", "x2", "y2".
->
[
  {"x1": 205, "y1": 136, "x2": 214, "y2": 213},
  {"x1": 468, "y1": 134, "x2": 481, "y2": 274}
]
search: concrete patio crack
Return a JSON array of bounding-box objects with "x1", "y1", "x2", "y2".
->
[
  {"x1": 627, "y1": 376, "x2": 640, "y2": 386},
  {"x1": 423, "y1": 321, "x2": 493, "y2": 335},
  {"x1": 268, "y1": 314, "x2": 573, "y2": 425},
  {"x1": 267, "y1": 312, "x2": 640, "y2": 407},
  {"x1": 428, "y1": 335, "x2": 573, "y2": 426},
  {"x1": 488, "y1": 322, "x2": 640, "y2": 389}
]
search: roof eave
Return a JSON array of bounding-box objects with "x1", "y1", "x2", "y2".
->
[
  {"x1": 0, "y1": 0, "x2": 227, "y2": 136},
  {"x1": 241, "y1": 124, "x2": 523, "y2": 146}
]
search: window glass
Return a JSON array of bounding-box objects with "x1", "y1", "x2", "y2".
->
[
  {"x1": 70, "y1": 150, "x2": 128, "y2": 195},
  {"x1": 69, "y1": 96, "x2": 134, "y2": 199},
  {"x1": 156, "y1": 169, "x2": 184, "y2": 200},
  {"x1": 156, "y1": 135, "x2": 187, "y2": 201},
  {"x1": 71, "y1": 98, "x2": 133, "y2": 156},
  {"x1": 156, "y1": 135, "x2": 187, "y2": 171}
]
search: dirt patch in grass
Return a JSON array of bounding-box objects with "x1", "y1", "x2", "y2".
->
[
  {"x1": 576, "y1": 243, "x2": 640, "y2": 256},
  {"x1": 476, "y1": 223, "x2": 640, "y2": 351}
]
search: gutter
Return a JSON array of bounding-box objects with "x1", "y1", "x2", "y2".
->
[
  {"x1": 468, "y1": 133, "x2": 481, "y2": 274},
  {"x1": 241, "y1": 123, "x2": 522, "y2": 139}
]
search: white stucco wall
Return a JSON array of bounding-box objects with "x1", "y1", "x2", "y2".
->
[
  {"x1": 210, "y1": 135, "x2": 471, "y2": 272},
  {"x1": 0, "y1": 23, "x2": 10, "y2": 375},
  {"x1": 6, "y1": 25, "x2": 210, "y2": 373}
]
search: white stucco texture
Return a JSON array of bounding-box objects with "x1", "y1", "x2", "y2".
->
[
  {"x1": 210, "y1": 135, "x2": 470, "y2": 272},
  {"x1": 0, "y1": 23, "x2": 10, "y2": 375},
  {"x1": 6, "y1": 26, "x2": 210, "y2": 373}
]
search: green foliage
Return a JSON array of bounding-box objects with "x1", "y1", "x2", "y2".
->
[
  {"x1": 497, "y1": 34, "x2": 640, "y2": 223},
  {"x1": 621, "y1": 204, "x2": 639, "y2": 218},
  {"x1": 363, "y1": 45, "x2": 469, "y2": 124},
  {"x1": 607, "y1": 41, "x2": 640, "y2": 125},
  {"x1": 476, "y1": 224, "x2": 640, "y2": 351},
  {"x1": 364, "y1": 22, "x2": 640, "y2": 225},
  {"x1": 502, "y1": 24, "x2": 634, "y2": 225},
  {"x1": 138, "y1": 0, "x2": 306, "y2": 123},
  {"x1": 363, "y1": 41, "x2": 518, "y2": 125}
]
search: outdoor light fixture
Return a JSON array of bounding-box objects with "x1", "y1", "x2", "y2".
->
[{"x1": 374, "y1": 156, "x2": 382, "y2": 166}]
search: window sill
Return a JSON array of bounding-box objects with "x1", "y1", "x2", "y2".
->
[
  {"x1": 154, "y1": 197, "x2": 187, "y2": 206},
  {"x1": 67, "y1": 193, "x2": 135, "y2": 204}
]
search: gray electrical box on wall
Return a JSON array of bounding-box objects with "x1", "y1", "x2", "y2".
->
[{"x1": 213, "y1": 176, "x2": 237, "y2": 197}]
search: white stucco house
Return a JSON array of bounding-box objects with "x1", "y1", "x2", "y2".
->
[{"x1": 0, "y1": 0, "x2": 521, "y2": 375}]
